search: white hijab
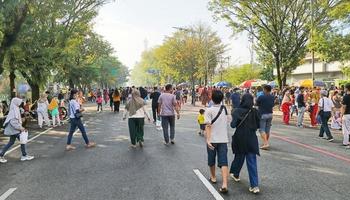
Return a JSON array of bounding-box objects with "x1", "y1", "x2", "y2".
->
[{"x1": 3, "y1": 98, "x2": 22, "y2": 126}]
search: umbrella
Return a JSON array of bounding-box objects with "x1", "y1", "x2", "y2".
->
[
  {"x1": 299, "y1": 79, "x2": 325, "y2": 88},
  {"x1": 240, "y1": 80, "x2": 256, "y2": 88},
  {"x1": 215, "y1": 81, "x2": 230, "y2": 87},
  {"x1": 177, "y1": 82, "x2": 189, "y2": 87},
  {"x1": 314, "y1": 80, "x2": 326, "y2": 87},
  {"x1": 268, "y1": 81, "x2": 277, "y2": 88}
]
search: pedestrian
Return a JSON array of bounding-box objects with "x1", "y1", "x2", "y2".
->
[
  {"x1": 330, "y1": 91, "x2": 342, "y2": 130},
  {"x1": 201, "y1": 87, "x2": 209, "y2": 107},
  {"x1": 281, "y1": 90, "x2": 292, "y2": 125},
  {"x1": 204, "y1": 90, "x2": 229, "y2": 194},
  {"x1": 37, "y1": 93, "x2": 51, "y2": 129},
  {"x1": 175, "y1": 87, "x2": 182, "y2": 109},
  {"x1": 0, "y1": 98, "x2": 34, "y2": 163},
  {"x1": 256, "y1": 85, "x2": 274, "y2": 150},
  {"x1": 96, "y1": 95, "x2": 103, "y2": 112},
  {"x1": 150, "y1": 87, "x2": 161, "y2": 123},
  {"x1": 123, "y1": 89, "x2": 151, "y2": 148},
  {"x1": 231, "y1": 88, "x2": 241, "y2": 114},
  {"x1": 309, "y1": 89, "x2": 320, "y2": 127},
  {"x1": 317, "y1": 90, "x2": 334, "y2": 141},
  {"x1": 66, "y1": 89, "x2": 96, "y2": 151},
  {"x1": 113, "y1": 88, "x2": 121, "y2": 113},
  {"x1": 297, "y1": 87, "x2": 306, "y2": 127},
  {"x1": 157, "y1": 84, "x2": 180, "y2": 145},
  {"x1": 230, "y1": 93, "x2": 260, "y2": 194},
  {"x1": 341, "y1": 83, "x2": 350, "y2": 148},
  {"x1": 1, "y1": 100, "x2": 9, "y2": 116},
  {"x1": 197, "y1": 109, "x2": 205, "y2": 135},
  {"x1": 48, "y1": 96, "x2": 61, "y2": 127},
  {"x1": 109, "y1": 89, "x2": 114, "y2": 111}
]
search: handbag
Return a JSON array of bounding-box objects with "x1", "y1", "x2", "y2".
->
[
  {"x1": 318, "y1": 98, "x2": 325, "y2": 117},
  {"x1": 20, "y1": 131, "x2": 28, "y2": 144}
]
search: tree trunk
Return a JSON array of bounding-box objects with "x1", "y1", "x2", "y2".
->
[
  {"x1": 30, "y1": 83, "x2": 40, "y2": 101},
  {"x1": 69, "y1": 79, "x2": 74, "y2": 89},
  {"x1": 274, "y1": 54, "x2": 282, "y2": 88},
  {"x1": 9, "y1": 68, "x2": 16, "y2": 98}
]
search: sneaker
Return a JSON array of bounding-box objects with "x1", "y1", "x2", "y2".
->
[
  {"x1": 85, "y1": 142, "x2": 96, "y2": 148},
  {"x1": 0, "y1": 157, "x2": 7, "y2": 163},
  {"x1": 21, "y1": 155, "x2": 34, "y2": 161},
  {"x1": 66, "y1": 145, "x2": 76, "y2": 151},
  {"x1": 346, "y1": 145, "x2": 350, "y2": 149},
  {"x1": 139, "y1": 141, "x2": 144, "y2": 148},
  {"x1": 170, "y1": 140, "x2": 175, "y2": 145},
  {"x1": 327, "y1": 138, "x2": 334, "y2": 142},
  {"x1": 249, "y1": 187, "x2": 260, "y2": 194},
  {"x1": 230, "y1": 174, "x2": 240, "y2": 182},
  {"x1": 163, "y1": 141, "x2": 170, "y2": 146}
]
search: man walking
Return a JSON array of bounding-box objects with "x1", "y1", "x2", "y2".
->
[
  {"x1": 341, "y1": 83, "x2": 350, "y2": 149},
  {"x1": 256, "y1": 85, "x2": 274, "y2": 150},
  {"x1": 297, "y1": 87, "x2": 306, "y2": 128},
  {"x1": 150, "y1": 87, "x2": 161, "y2": 123},
  {"x1": 158, "y1": 84, "x2": 180, "y2": 145}
]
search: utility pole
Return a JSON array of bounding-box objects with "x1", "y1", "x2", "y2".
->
[{"x1": 311, "y1": 0, "x2": 315, "y2": 84}]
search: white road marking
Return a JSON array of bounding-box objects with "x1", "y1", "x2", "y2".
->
[
  {"x1": 0, "y1": 188, "x2": 17, "y2": 200},
  {"x1": 193, "y1": 169, "x2": 225, "y2": 200}
]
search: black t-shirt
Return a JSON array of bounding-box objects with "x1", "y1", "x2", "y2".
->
[
  {"x1": 297, "y1": 94, "x2": 306, "y2": 108},
  {"x1": 342, "y1": 94, "x2": 350, "y2": 114},
  {"x1": 150, "y1": 91, "x2": 161, "y2": 107},
  {"x1": 256, "y1": 94, "x2": 274, "y2": 115}
]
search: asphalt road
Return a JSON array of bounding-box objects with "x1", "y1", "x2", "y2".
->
[{"x1": 0, "y1": 103, "x2": 349, "y2": 200}]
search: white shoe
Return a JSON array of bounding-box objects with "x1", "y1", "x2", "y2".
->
[
  {"x1": 21, "y1": 155, "x2": 34, "y2": 161},
  {"x1": 0, "y1": 157, "x2": 7, "y2": 163},
  {"x1": 230, "y1": 174, "x2": 241, "y2": 182},
  {"x1": 249, "y1": 187, "x2": 260, "y2": 194}
]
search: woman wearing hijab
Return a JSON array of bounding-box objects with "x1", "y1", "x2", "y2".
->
[
  {"x1": 0, "y1": 98, "x2": 34, "y2": 163},
  {"x1": 66, "y1": 90, "x2": 96, "y2": 151},
  {"x1": 230, "y1": 93, "x2": 261, "y2": 194},
  {"x1": 112, "y1": 88, "x2": 121, "y2": 113},
  {"x1": 37, "y1": 93, "x2": 51, "y2": 129},
  {"x1": 123, "y1": 89, "x2": 151, "y2": 148}
]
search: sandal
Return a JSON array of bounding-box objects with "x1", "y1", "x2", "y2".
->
[
  {"x1": 219, "y1": 187, "x2": 228, "y2": 194},
  {"x1": 209, "y1": 177, "x2": 217, "y2": 184}
]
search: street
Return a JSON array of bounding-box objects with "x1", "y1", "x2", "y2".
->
[{"x1": 0, "y1": 103, "x2": 349, "y2": 200}]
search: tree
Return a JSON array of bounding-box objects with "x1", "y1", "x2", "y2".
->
[
  {"x1": 214, "y1": 64, "x2": 260, "y2": 85},
  {"x1": 209, "y1": 0, "x2": 343, "y2": 87},
  {"x1": 0, "y1": 0, "x2": 32, "y2": 75}
]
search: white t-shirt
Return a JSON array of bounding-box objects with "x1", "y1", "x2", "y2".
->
[
  {"x1": 204, "y1": 105, "x2": 229, "y2": 143},
  {"x1": 318, "y1": 97, "x2": 334, "y2": 112},
  {"x1": 69, "y1": 99, "x2": 80, "y2": 119}
]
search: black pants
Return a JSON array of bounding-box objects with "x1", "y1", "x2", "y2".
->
[
  {"x1": 152, "y1": 104, "x2": 158, "y2": 122},
  {"x1": 114, "y1": 101, "x2": 120, "y2": 112}
]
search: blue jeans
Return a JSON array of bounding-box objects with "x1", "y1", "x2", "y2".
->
[
  {"x1": 0, "y1": 134, "x2": 27, "y2": 157},
  {"x1": 67, "y1": 118, "x2": 90, "y2": 145},
  {"x1": 319, "y1": 111, "x2": 333, "y2": 139},
  {"x1": 161, "y1": 116, "x2": 175, "y2": 143},
  {"x1": 230, "y1": 153, "x2": 259, "y2": 188}
]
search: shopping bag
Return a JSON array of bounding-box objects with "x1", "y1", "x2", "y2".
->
[
  {"x1": 156, "y1": 117, "x2": 162, "y2": 131},
  {"x1": 20, "y1": 131, "x2": 28, "y2": 144}
]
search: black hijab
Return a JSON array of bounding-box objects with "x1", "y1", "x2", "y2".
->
[{"x1": 240, "y1": 93, "x2": 254, "y2": 109}]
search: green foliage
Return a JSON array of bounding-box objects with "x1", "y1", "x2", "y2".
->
[
  {"x1": 209, "y1": 0, "x2": 345, "y2": 87},
  {"x1": 130, "y1": 23, "x2": 226, "y2": 86},
  {"x1": 214, "y1": 64, "x2": 260, "y2": 85}
]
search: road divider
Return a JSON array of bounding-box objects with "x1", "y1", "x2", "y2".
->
[{"x1": 0, "y1": 188, "x2": 17, "y2": 200}]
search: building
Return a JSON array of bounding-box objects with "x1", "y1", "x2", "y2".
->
[{"x1": 274, "y1": 54, "x2": 347, "y2": 85}]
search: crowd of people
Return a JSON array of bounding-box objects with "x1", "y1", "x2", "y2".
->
[{"x1": 1, "y1": 82, "x2": 350, "y2": 195}]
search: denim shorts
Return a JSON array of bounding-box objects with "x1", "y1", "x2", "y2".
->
[
  {"x1": 200, "y1": 124, "x2": 206, "y2": 131},
  {"x1": 207, "y1": 143, "x2": 228, "y2": 167},
  {"x1": 259, "y1": 113, "x2": 273, "y2": 134}
]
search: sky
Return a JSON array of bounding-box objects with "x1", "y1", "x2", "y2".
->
[{"x1": 93, "y1": 0, "x2": 251, "y2": 69}]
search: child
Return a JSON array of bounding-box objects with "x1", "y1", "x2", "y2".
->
[
  {"x1": 96, "y1": 95, "x2": 103, "y2": 112},
  {"x1": 48, "y1": 97, "x2": 61, "y2": 127},
  {"x1": 197, "y1": 109, "x2": 205, "y2": 135},
  {"x1": 204, "y1": 90, "x2": 229, "y2": 194}
]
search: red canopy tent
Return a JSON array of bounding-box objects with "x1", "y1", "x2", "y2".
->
[{"x1": 240, "y1": 80, "x2": 256, "y2": 88}]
